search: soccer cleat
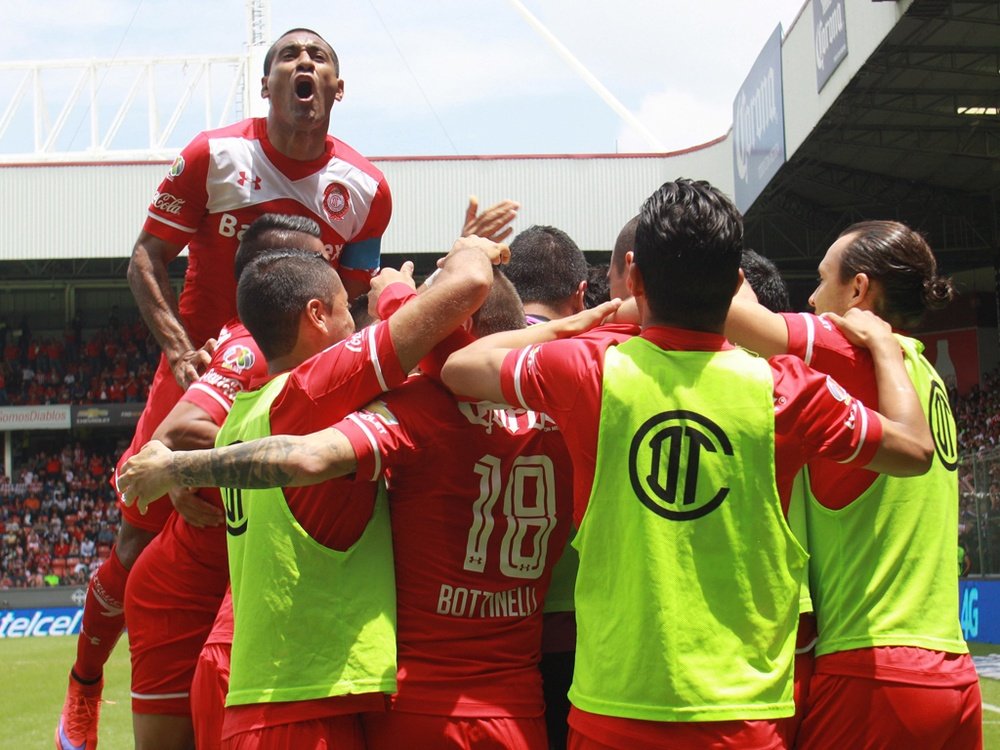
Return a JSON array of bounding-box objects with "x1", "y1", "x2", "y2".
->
[{"x1": 55, "y1": 672, "x2": 102, "y2": 750}]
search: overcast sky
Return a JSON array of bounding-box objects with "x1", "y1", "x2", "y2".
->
[{"x1": 0, "y1": 0, "x2": 808, "y2": 157}]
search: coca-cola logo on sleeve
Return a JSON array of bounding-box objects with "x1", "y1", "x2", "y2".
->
[{"x1": 152, "y1": 191, "x2": 186, "y2": 215}]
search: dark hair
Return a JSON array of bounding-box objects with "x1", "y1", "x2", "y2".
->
[
  {"x1": 234, "y1": 214, "x2": 323, "y2": 280},
  {"x1": 264, "y1": 28, "x2": 339, "y2": 76},
  {"x1": 237, "y1": 249, "x2": 339, "y2": 360},
  {"x1": 503, "y1": 226, "x2": 588, "y2": 305},
  {"x1": 471, "y1": 269, "x2": 527, "y2": 338},
  {"x1": 585, "y1": 263, "x2": 611, "y2": 308},
  {"x1": 838, "y1": 220, "x2": 954, "y2": 329},
  {"x1": 741, "y1": 249, "x2": 791, "y2": 313},
  {"x1": 635, "y1": 179, "x2": 743, "y2": 330},
  {"x1": 349, "y1": 293, "x2": 374, "y2": 330}
]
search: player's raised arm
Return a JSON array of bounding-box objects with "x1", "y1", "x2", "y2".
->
[
  {"x1": 118, "y1": 428, "x2": 358, "y2": 513},
  {"x1": 383, "y1": 236, "x2": 508, "y2": 374},
  {"x1": 127, "y1": 230, "x2": 206, "y2": 389}
]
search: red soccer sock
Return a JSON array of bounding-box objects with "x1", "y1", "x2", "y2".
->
[{"x1": 72, "y1": 546, "x2": 128, "y2": 682}]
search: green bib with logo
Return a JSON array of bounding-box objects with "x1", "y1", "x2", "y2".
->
[
  {"x1": 806, "y1": 335, "x2": 966, "y2": 656},
  {"x1": 218, "y1": 374, "x2": 397, "y2": 706},
  {"x1": 570, "y1": 337, "x2": 805, "y2": 721}
]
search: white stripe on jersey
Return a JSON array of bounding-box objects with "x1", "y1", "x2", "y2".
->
[
  {"x1": 838, "y1": 404, "x2": 869, "y2": 465},
  {"x1": 801, "y1": 313, "x2": 816, "y2": 366},
  {"x1": 187, "y1": 382, "x2": 233, "y2": 413},
  {"x1": 512, "y1": 347, "x2": 533, "y2": 411},
  {"x1": 346, "y1": 413, "x2": 382, "y2": 482},
  {"x1": 146, "y1": 211, "x2": 197, "y2": 234},
  {"x1": 367, "y1": 325, "x2": 388, "y2": 392}
]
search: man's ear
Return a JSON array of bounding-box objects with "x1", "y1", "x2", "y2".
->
[
  {"x1": 261, "y1": 76, "x2": 270, "y2": 100},
  {"x1": 627, "y1": 256, "x2": 644, "y2": 299},
  {"x1": 304, "y1": 298, "x2": 327, "y2": 332},
  {"x1": 849, "y1": 272, "x2": 872, "y2": 309},
  {"x1": 335, "y1": 79, "x2": 345, "y2": 102},
  {"x1": 573, "y1": 280, "x2": 588, "y2": 313}
]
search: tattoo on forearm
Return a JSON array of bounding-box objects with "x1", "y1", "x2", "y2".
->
[{"x1": 170, "y1": 434, "x2": 351, "y2": 490}]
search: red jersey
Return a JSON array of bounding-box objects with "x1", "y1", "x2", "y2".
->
[
  {"x1": 114, "y1": 319, "x2": 266, "y2": 530},
  {"x1": 498, "y1": 324, "x2": 885, "y2": 748},
  {"x1": 144, "y1": 117, "x2": 391, "y2": 346},
  {"x1": 337, "y1": 376, "x2": 573, "y2": 718}
]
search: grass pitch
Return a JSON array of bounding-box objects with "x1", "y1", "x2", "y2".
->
[{"x1": 3, "y1": 635, "x2": 999, "y2": 748}]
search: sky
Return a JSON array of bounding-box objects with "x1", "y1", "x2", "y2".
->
[{"x1": 0, "y1": 0, "x2": 808, "y2": 158}]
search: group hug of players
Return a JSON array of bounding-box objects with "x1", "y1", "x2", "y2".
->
[{"x1": 54, "y1": 26, "x2": 981, "y2": 750}]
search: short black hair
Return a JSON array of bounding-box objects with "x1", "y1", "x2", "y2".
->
[
  {"x1": 264, "y1": 28, "x2": 339, "y2": 76},
  {"x1": 236, "y1": 249, "x2": 340, "y2": 360},
  {"x1": 585, "y1": 263, "x2": 611, "y2": 308},
  {"x1": 635, "y1": 179, "x2": 743, "y2": 331},
  {"x1": 234, "y1": 214, "x2": 323, "y2": 280},
  {"x1": 741, "y1": 249, "x2": 791, "y2": 313},
  {"x1": 471, "y1": 269, "x2": 526, "y2": 338},
  {"x1": 503, "y1": 226, "x2": 588, "y2": 306}
]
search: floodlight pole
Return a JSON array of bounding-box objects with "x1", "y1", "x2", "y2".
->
[{"x1": 506, "y1": 0, "x2": 666, "y2": 152}]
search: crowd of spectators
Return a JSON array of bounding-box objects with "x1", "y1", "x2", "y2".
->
[
  {"x1": 0, "y1": 310, "x2": 161, "y2": 407},
  {"x1": 0, "y1": 442, "x2": 124, "y2": 588}
]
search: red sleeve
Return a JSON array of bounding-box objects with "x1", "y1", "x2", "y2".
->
[
  {"x1": 772, "y1": 354, "x2": 883, "y2": 471},
  {"x1": 374, "y1": 282, "x2": 416, "y2": 319},
  {"x1": 142, "y1": 134, "x2": 211, "y2": 249},
  {"x1": 782, "y1": 312, "x2": 877, "y2": 399},
  {"x1": 270, "y1": 319, "x2": 407, "y2": 436},
  {"x1": 334, "y1": 382, "x2": 431, "y2": 483},
  {"x1": 180, "y1": 327, "x2": 266, "y2": 425}
]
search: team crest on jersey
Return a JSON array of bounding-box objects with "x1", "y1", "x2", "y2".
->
[
  {"x1": 629, "y1": 410, "x2": 734, "y2": 521},
  {"x1": 323, "y1": 182, "x2": 350, "y2": 221},
  {"x1": 167, "y1": 155, "x2": 185, "y2": 180},
  {"x1": 221, "y1": 344, "x2": 256, "y2": 374}
]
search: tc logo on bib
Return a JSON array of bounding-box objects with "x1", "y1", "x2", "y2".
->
[
  {"x1": 928, "y1": 380, "x2": 958, "y2": 471},
  {"x1": 224, "y1": 485, "x2": 248, "y2": 536},
  {"x1": 628, "y1": 410, "x2": 733, "y2": 521}
]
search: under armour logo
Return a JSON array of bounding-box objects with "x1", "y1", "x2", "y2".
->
[{"x1": 237, "y1": 171, "x2": 262, "y2": 190}]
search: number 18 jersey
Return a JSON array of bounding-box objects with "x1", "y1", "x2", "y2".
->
[{"x1": 337, "y1": 375, "x2": 573, "y2": 718}]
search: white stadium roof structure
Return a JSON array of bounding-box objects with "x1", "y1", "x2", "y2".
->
[{"x1": 0, "y1": 0, "x2": 997, "y2": 302}]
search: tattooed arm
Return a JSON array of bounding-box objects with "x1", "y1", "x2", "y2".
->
[{"x1": 117, "y1": 427, "x2": 358, "y2": 515}]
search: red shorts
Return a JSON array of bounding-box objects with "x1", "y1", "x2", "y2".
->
[
  {"x1": 191, "y1": 642, "x2": 231, "y2": 750},
  {"x1": 125, "y1": 515, "x2": 228, "y2": 715},
  {"x1": 116, "y1": 356, "x2": 184, "y2": 532},
  {"x1": 362, "y1": 711, "x2": 548, "y2": 750},
  {"x1": 797, "y1": 673, "x2": 982, "y2": 750},
  {"x1": 568, "y1": 707, "x2": 786, "y2": 750},
  {"x1": 222, "y1": 714, "x2": 366, "y2": 750}
]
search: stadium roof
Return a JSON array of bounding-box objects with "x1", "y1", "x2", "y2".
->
[{"x1": 744, "y1": 0, "x2": 1000, "y2": 281}]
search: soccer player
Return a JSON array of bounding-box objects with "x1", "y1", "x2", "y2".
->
[
  {"x1": 57, "y1": 28, "x2": 390, "y2": 749},
  {"x1": 725, "y1": 220, "x2": 982, "y2": 749},
  {"x1": 440, "y1": 179, "x2": 936, "y2": 749}
]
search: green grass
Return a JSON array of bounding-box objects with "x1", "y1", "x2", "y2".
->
[
  {"x1": 1, "y1": 634, "x2": 133, "y2": 748},
  {"x1": 4, "y1": 636, "x2": 1000, "y2": 748}
]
